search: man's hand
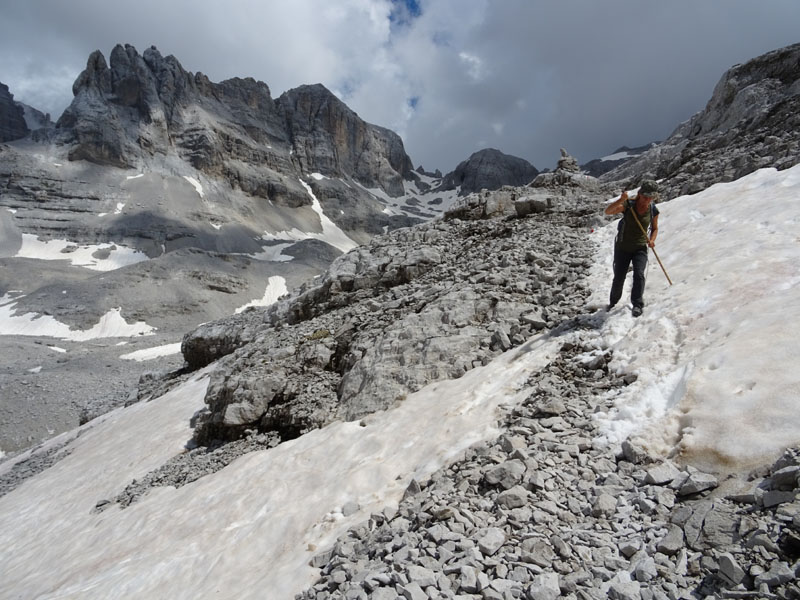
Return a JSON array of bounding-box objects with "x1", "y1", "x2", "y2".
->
[{"x1": 604, "y1": 190, "x2": 629, "y2": 215}]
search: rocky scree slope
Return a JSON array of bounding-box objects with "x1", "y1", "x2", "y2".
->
[
  {"x1": 180, "y1": 189, "x2": 601, "y2": 447},
  {"x1": 603, "y1": 42, "x2": 800, "y2": 198},
  {"x1": 295, "y1": 336, "x2": 800, "y2": 600}
]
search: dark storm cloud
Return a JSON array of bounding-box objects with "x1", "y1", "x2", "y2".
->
[{"x1": 1, "y1": 0, "x2": 798, "y2": 172}]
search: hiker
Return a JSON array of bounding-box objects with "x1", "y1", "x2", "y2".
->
[{"x1": 604, "y1": 180, "x2": 660, "y2": 317}]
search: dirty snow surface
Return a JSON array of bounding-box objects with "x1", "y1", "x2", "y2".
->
[{"x1": 1, "y1": 165, "x2": 799, "y2": 598}]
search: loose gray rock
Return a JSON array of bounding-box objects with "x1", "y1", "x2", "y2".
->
[
  {"x1": 718, "y1": 552, "x2": 746, "y2": 586},
  {"x1": 478, "y1": 527, "x2": 506, "y2": 556}
]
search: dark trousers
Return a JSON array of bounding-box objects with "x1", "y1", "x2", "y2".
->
[{"x1": 610, "y1": 246, "x2": 648, "y2": 309}]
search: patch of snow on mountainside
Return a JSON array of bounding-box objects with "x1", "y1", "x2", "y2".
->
[
  {"x1": 0, "y1": 304, "x2": 156, "y2": 340},
  {"x1": 0, "y1": 333, "x2": 561, "y2": 599},
  {"x1": 260, "y1": 181, "x2": 359, "y2": 254},
  {"x1": 15, "y1": 234, "x2": 149, "y2": 271},
  {"x1": 235, "y1": 276, "x2": 289, "y2": 313},
  {"x1": 182, "y1": 176, "x2": 204, "y2": 197},
  {"x1": 588, "y1": 164, "x2": 800, "y2": 471},
  {"x1": 120, "y1": 342, "x2": 183, "y2": 362}
]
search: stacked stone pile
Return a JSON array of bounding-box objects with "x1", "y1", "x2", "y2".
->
[{"x1": 296, "y1": 330, "x2": 800, "y2": 600}]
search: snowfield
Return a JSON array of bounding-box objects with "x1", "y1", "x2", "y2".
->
[
  {"x1": 15, "y1": 234, "x2": 149, "y2": 271},
  {"x1": 0, "y1": 304, "x2": 156, "y2": 340},
  {"x1": 588, "y1": 164, "x2": 800, "y2": 472},
  {"x1": 0, "y1": 165, "x2": 798, "y2": 598}
]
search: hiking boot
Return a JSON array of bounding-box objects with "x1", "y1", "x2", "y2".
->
[
  {"x1": 606, "y1": 303, "x2": 616, "y2": 311},
  {"x1": 632, "y1": 306, "x2": 643, "y2": 317}
]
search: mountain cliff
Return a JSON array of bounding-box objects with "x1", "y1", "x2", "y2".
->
[
  {"x1": 0, "y1": 83, "x2": 28, "y2": 142},
  {"x1": 55, "y1": 44, "x2": 413, "y2": 207},
  {"x1": 602, "y1": 42, "x2": 800, "y2": 197}
]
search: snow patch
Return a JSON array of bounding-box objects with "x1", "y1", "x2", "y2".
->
[
  {"x1": 235, "y1": 276, "x2": 288, "y2": 313},
  {"x1": 590, "y1": 164, "x2": 800, "y2": 471},
  {"x1": 120, "y1": 343, "x2": 182, "y2": 362},
  {"x1": 600, "y1": 151, "x2": 632, "y2": 162},
  {"x1": 0, "y1": 304, "x2": 155, "y2": 340},
  {"x1": 15, "y1": 235, "x2": 148, "y2": 271},
  {"x1": 261, "y1": 182, "x2": 359, "y2": 254},
  {"x1": 249, "y1": 243, "x2": 294, "y2": 262},
  {"x1": 183, "y1": 176, "x2": 204, "y2": 197},
  {"x1": 0, "y1": 331, "x2": 559, "y2": 598}
]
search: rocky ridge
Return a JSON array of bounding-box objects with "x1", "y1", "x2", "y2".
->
[
  {"x1": 180, "y1": 172, "x2": 602, "y2": 446},
  {"x1": 54, "y1": 44, "x2": 415, "y2": 211},
  {"x1": 602, "y1": 43, "x2": 800, "y2": 198},
  {"x1": 580, "y1": 144, "x2": 658, "y2": 178}
]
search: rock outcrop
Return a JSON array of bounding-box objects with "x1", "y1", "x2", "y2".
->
[
  {"x1": 0, "y1": 82, "x2": 29, "y2": 142},
  {"x1": 603, "y1": 43, "x2": 800, "y2": 198},
  {"x1": 444, "y1": 149, "x2": 603, "y2": 222},
  {"x1": 55, "y1": 44, "x2": 415, "y2": 208},
  {"x1": 437, "y1": 148, "x2": 539, "y2": 197},
  {"x1": 277, "y1": 84, "x2": 414, "y2": 197},
  {"x1": 181, "y1": 186, "x2": 604, "y2": 445}
]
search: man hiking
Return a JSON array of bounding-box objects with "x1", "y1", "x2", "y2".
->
[{"x1": 605, "y1": 179, "x2": 660, "y2": 317}]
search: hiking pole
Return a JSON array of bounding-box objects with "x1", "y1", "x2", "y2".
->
[{"x1": 630, "y1": 209, "x2": 673, "y2": 286}]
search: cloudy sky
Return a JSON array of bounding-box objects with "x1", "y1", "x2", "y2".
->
[{"x1": 1, "y1": 0, "x2": 798, "y2": 172}]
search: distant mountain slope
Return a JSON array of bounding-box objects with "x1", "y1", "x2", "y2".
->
[
  {"x1": 436, "y1": 148, "x2": 539, "y2": 196},
  {"x1": 602, "y1": 42, "x2": 800, "y2": 197},
  {"x1": 580, "y1": 143, "x2": 657, "y2": 177}
]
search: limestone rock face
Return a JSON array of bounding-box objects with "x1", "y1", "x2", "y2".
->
[
  {"x1": 603, "y1": 42, "x2": 800, "y2": 198},
  {"x1": 55, "y1": 44, "x2": 415, "y2": 207},
  {"x1": 276, "y1": 84, "x2": 413, "y2": 197},
  {"x1": 437, "y1": 148, "x2": 539, "y2": 196},
  {"x1": 181, "y1": 186, "x2": 604, "y2": 444},
  {"x1": 0, "y1": 82, "x2": 29, "y2": 142}
]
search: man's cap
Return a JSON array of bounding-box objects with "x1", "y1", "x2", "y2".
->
[{"x1": 639, "y1": 180, "x2": 659, "y2": 196}]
